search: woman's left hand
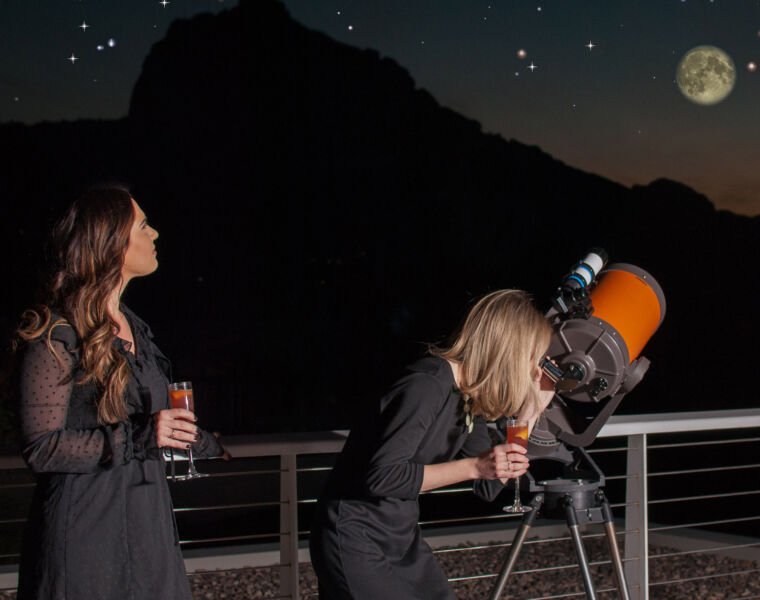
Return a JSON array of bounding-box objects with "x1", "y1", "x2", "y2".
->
[
  {"x1": 534, "y1": 362, "x2": 556, "y2": 412},
  {"x1": 154, "y1": 408, "x2": 198, "y2": 450},
  {"x1": 474, "y1": 443, "x2": 529, "y2": 481}
]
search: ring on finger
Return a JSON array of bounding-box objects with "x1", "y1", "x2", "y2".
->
[{"x1": 169, "y1": 428, "x2": 175, "y2": 440}]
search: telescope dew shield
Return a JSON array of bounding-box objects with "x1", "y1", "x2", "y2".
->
[{"x1": 589, "y1": 264, "x2": 665, "y2": 364}]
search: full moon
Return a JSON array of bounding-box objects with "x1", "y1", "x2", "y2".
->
[{"x1": 676, "y1": 45, "x2": 736, "y2": 105}]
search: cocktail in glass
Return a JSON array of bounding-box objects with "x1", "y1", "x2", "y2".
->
[
  {"x1": 168, "y1": 381, "x2": 206, "y2": 480},
  {"x1": 503, "y1": 417, "x2": 531, "y2": 513}
]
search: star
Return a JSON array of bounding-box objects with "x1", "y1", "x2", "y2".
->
[
  {"x1": 748, "y1": 62, "x2": 757, "y2": 72},
  {"x1": 347, "y1": 25, "x2": 353, "y2": 31},
  {"x1": 68, "y1": 54, "x2": 78, "y2": 64},
  {"x1": 79, "y1": 21, "x2": 89, "y2": 32},
  {"x1": 586, "y1": 41, "x2": 595, "y2": 51},
  {"x1": 517, "y1": 49, "x2": 527, "y2": 59},
  {"x1": 528, "y1": 61, "x2": 537, "y2": 72},
  {"x1": 159, "y1": 0, "x2": 170, "y2": 7}
]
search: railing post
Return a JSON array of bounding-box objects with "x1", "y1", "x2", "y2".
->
[
  {"x1": 280, "y1": 453, "x2": 300, "y2": 600},
  {"x1": 624, "y1": 433, "x2": 648, "y2": 600}
]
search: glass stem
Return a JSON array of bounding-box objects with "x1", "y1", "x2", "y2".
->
[
  {"x1": 187, "y1": 446, "x2": 198, "y2": 476},
  {"x1": 514, "y1": 475, "x2": 521, "y2": 505}
]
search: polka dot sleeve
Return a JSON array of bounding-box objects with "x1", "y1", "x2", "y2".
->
[{"x1": 17, "y1": 339, "x2": 128, "y2": 473}]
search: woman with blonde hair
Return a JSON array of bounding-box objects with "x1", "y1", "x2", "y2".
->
[
  {"x1": 14, "y1": 187, "x2": 223, "y2": 599},
  {"x1": 310, "y1": 289, "x2": 555, "y2": 599}
]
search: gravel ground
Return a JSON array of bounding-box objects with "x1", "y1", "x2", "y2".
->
[
  {"x1": 183, "y1": 540, "x2": 760, "y2": 600},
  {"x1": 2, "y1": 541, "x2": 758, "y2": 599}
]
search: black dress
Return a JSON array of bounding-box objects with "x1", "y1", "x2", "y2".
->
[
  {"x1": 309, "y1": 356, "x2": 505, "y2": 600},
  {"x1": 16, "y1": 306, "x2": 222, "y2": 600}
]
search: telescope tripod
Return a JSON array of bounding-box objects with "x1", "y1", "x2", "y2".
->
[{"x1": 488, "y1": 489, "x2": 630, "y2": 600}]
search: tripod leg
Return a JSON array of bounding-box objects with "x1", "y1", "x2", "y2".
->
[
  {"x1": 598, "y1": 492, "x2": 631, "y2": 600},
  {"x1": 563, "y1": 496, "x2": 598, "y2": 600},
  {"x1": 488, "y1": 494, "x2": 543, "y2": 600}
]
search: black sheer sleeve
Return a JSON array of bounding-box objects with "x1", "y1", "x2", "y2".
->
[
  {"x1": 192, "y1": 428, "x2": 224, "y2": 458},
  {"x1": 17, "y1": 339, "x2": 129, "y2": 473}
]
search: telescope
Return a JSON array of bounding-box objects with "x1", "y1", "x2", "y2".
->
[
  {"x1": 531, "y1": 247, "x2": 666, "y2": 459},
  {"x1": 490, "y1": 249, "x2": 666, "y2": 600}
]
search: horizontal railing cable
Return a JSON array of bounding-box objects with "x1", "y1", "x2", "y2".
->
[
  {"x1": 419, "y1": 512, "x2": 516, "y2": 527},
  {"x1": 648, "y1": 489, "x2": 760, "y2": 504},
  {"x1": 448, "y1": 554, "x2": 638, "y2": 581},
  {"x1": 179, "y1": 532, "x2": 282, "y2": 545},
  {"x1": 649, "y1": 567, "x2": 760, "y2": 587},
  {"x1": 433, "y1": 528, "x2": 638, "y2": 555},
  {"x1": 170, "y1": 468, "x2": 283, "y2": 479},
  {"x1": 0, "y1": 482, "x2": 35, "y2": 490},
  {"x1": 174, "y1": 500, "x2": 282, "y2": 512},
  {"x1": 186, "y1": 563, "x2": 280, "y2": 575},
  {"x1": 649, "y1": 436, "x2": 760, "y2": 450},
  {"x1": 649, "y1": 514, "x2": 760, "y2": 531},
  {"x1": 649, "y1": 462, "x2": 760, "y2": 477},
  {"x1": 649, "y1": 540, "x2": 760, "y2": 559}
]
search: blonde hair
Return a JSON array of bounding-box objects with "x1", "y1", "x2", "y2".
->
[{"x1": 431, "y1": 289, "x2": 552, "y2": 421}]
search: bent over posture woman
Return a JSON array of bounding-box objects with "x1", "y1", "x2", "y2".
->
[
  {"x1": 14, "y1": 188, "x2": 223, "y2": 600},
  {"x1": 310, "y1": 289, "x2": 555, "y2": 599}
]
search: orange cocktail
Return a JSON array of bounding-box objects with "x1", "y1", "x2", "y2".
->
[
  {"x1": 507, "y1": 423, "x2": 528, "y2": 450},
  {"x1": 169, "y1": 387, "x2": 194, "y2": 413},
  {"x1": 504, "y1": 418, "x2": 531, "y2": 513},
  {"x1": 167, "y1": 381, "x2": 205, "y2": 479}
]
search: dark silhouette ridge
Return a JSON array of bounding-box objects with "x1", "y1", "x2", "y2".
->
[{"x1": 1, "y1": 0, "x2": 758, "y2": 439}]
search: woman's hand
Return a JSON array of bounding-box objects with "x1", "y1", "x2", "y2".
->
[
  {"x1": 535, "y1": 366, "x2": 556, "y2": 412},
  {"x1": 520, "y1": 360, "x2": 557, "y2": 423},
  {"x1": 154, "y1": 408, "x2": 198, "y2": 450},
  {"x1": 473, "y1": 443, "x2": 529, "y2": 481}
]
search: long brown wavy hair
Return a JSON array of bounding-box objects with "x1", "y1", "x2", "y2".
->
[
  {"x1": 431, "y1": 289, "x2": 552, "y2": 421},
  {"x1": 16, "y1": 187, "x2": 136, "y2": 424}
]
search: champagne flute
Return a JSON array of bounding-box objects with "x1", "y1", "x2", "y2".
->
[
  {"x1": 503, "y1": 417, "x2": 531, "y2": 513},
  {"x1": 168, "y1": 381, "x2": 206, "y2": 480}
]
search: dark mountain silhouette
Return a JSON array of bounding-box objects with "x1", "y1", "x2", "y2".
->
[{"x1": 1, "y1": 0, "x2": 758, "y2": 438}]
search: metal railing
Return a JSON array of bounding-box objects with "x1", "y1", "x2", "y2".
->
[{"x1": 1, "y1": 409, "x2": 759, "y2": 599}]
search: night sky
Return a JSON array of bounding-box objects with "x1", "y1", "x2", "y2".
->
[{"x1": 2, "y1": 0, "x2": 759, "y2": 216}]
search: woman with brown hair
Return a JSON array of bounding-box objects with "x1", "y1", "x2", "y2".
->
[
  {"x1": 14, "y1": 187, "x2": 223, "y2": 599},
  {"x1": 309, "y1": 289, "x2": 556, "y2": 599}
]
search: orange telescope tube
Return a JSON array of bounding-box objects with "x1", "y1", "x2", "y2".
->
[{"x1": 589, "y1": 264, "x2": 666, "y2": 363}]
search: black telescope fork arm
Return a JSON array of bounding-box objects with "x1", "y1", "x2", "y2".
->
[{"x1": 488, "y1": 494, "x2": 544, "y2": 600}]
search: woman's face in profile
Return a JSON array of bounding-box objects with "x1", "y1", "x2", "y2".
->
[{"x1": 122, "y1": 198, "x2": 159, "y2": 280}]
